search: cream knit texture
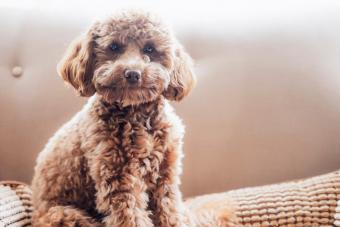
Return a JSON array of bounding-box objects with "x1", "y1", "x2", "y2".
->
[
  {"x1": 0, "y1": 182, "x2": 32, "y2": 227},
  {"x1": 1, "y1": 171, "x2": 339, "y2": 226}
]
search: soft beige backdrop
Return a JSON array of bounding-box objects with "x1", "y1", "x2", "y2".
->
[{"x1": 1, "y1": 1, "x2": 340, "y2": 197}]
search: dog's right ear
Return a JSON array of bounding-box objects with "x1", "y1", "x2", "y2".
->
[
  {"x1": 163, "y1": 45, "x2": 196, "y2": 102},
  {"x1": 57, "y1": 30, "x2": 96, "y2": 97}
]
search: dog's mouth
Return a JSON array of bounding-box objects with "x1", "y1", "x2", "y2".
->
[
  {"x1": 94, "y1": 66, "x2": 169, "y2": 105},
  {"x1": 98, "y1": 83, "x2": 143, "y2": 91},
  {"x1": 95, "y1": 82, "x2": 163, "y2": 106}
]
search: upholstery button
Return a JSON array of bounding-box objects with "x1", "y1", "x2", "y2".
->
[{"x1": 12, "y1": 66, "x2": 23, "y2": 78}]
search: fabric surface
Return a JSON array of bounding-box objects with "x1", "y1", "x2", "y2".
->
[
  {"x1": 1, "y1": 170, "x2": 340, "y2": 226},
  {"x1": 0, "y1": 181, "x2": 32, "y2": 227},
  {"x1": 187, "y1": 170, "x2": 340, "y2": 226}
]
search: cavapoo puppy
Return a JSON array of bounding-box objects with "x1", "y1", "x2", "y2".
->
[{"x1": 31, "y1": 10, "x2": 196, "y2": 227}]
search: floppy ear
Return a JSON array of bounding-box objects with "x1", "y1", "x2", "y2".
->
[
  {"x1": 57, "y1": 30, "x2": 96, "y2": 97},
  {"x1": 163, "y1": 45, "x2": 196, "y2": 101}
]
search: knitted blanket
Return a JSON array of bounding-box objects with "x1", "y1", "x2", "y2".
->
[
  {"x1": 0, "y1": 181, "x2": 32, "y2": 227},
  {"x1": 1, "y1": 170, "x2": 339, "y2": 226},
  {"x1": 186, "y1": 170, "x2": 340, "y2": 226}
]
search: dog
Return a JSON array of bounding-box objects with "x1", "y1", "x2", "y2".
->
[{"x1": 31, "y1": 10, "x2": 196, "y2": 227}]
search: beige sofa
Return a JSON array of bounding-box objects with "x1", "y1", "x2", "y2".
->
[{"x1": 1, "y1": 2, "x2": 340, "y2": 199}]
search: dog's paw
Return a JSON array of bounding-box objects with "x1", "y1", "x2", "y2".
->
[{"x1": 185, "y1": 195, "x2": 239, "y2": 227}]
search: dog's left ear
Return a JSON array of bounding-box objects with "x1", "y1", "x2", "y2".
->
[
  {"x1": 163, "y1": 45, "x2": 196, "y2": 101},
  {"x1": 57, "y1": 28, "x2": 96, "y2": 97}
]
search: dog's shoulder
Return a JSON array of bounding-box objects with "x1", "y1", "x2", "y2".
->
[
  {"x1": 163, "y1": 100, "x2": 185, "y2": 140},
  {"x1": 36, "y1": 96, "x2": 96, "y2": 164}
]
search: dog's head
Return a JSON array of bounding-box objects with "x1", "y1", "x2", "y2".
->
[{"x1": 58, "y1": 11, "x2": 196, "y2": 106}]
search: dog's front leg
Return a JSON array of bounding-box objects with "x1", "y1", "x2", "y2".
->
[
  {"x1": 88, "y1": 142, "x2": 154, "y2": 227},
  {"x1": 149, "y1": 149, "x2": 189, "y2": 227},
  {"x1": 152, "y1": 183, "x2": 188, "y2": 227},
  {"x1": 151, "y1": 177, "x2": 189, "y2": 227},
  {"x1": 97, "y1": 176, "x2": 153, "y2": 227}
]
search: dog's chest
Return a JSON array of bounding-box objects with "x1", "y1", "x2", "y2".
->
[{"x1": 102, "y1": 107, "x2": 171, "y2": 179}]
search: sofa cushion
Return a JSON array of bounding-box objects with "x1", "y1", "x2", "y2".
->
[
  {"x1": 0, "y1": 181, "x2": 32, "y2": 226},
  {"x1": 2, "y1": 170, "x2": 340, "y2": 226}
]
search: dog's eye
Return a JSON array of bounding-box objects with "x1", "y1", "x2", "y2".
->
[
  {"x1": 143, "y1": 44, "x2": 155, "y2": 54},
  {"x1": 110, "y1": 42, "x2": 122, "y2": 53}
]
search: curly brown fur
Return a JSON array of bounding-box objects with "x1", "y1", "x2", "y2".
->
[{"x1": 31, "y1": 10, "x2": 198, "y2": 227}]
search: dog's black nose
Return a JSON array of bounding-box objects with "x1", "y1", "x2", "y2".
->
[{"x1": 124, "y1": 70, "x2": 141, "y2": 83}]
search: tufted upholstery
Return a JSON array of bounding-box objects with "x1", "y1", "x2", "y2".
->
[{"x1": 1, "y1": 2, "x2": 340, "y2": 197}]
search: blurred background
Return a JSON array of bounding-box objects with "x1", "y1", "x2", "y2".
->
[{"x1": 1, "y1": 0, "x2": 340, "y2": 198}]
